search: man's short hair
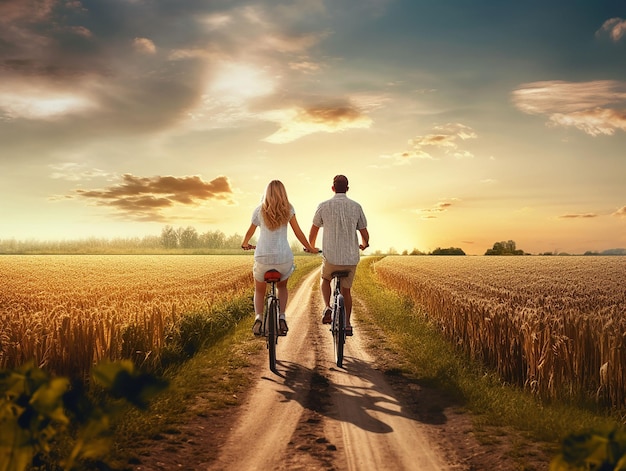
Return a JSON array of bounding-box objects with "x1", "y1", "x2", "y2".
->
[{"x1": 333, "y1": 175, "x2": 348, "y2": 193}]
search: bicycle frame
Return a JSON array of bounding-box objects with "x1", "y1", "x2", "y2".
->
[
  {"x1": 262, "y1": 269, "x2": 281, "y2": 373},
  {"x1": 330, "y1": 270, "x2": 349, "y2": 368}
]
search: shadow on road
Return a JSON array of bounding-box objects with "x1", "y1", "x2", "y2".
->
[{"x1": 271, "y1": 357, "x2": 451, "y2": 434}]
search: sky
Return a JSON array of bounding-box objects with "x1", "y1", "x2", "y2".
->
[{"x1": 1, "y1": 0, "x2": 625, "y2": 255}]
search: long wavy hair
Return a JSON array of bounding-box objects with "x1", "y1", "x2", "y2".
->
[{"x1": 260, "y1": 180, "x2": 291, "y2": 230}]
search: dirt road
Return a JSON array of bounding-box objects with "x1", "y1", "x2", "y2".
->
[{"x1": 208, "y1": 270, "x2": 460, "y2": 471}]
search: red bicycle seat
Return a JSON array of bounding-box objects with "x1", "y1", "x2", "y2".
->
[{"x1": 264, "y1": 269, "x2": 282, "y2": 282}]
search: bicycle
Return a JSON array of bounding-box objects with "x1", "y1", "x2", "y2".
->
[
  {"x1": 329, "y1": 270, "x2": 350, "y2": 368},
  {"x1": 260, "y1": 269, "x2": 282, "y2": 373}
]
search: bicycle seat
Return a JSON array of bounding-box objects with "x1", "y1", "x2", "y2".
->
[
  {"x1": 331, "y1": 270, "x2": 350, "y2": 279},
  {"x1": 264, "y1": 269, "x2": 282, "y2": 282}
]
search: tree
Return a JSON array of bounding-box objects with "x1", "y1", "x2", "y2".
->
[
  {"x1": 201, "y1": 230, "x2": 226, "y2": 249},
  {"x1": 160, "y1": 225, "x2": 178, "y2": 249},
  {"x1": 224, "y1": 233, "x2": 243, "y2": 249},
  {"x1": 485, "y1": 240, "x2": 525, "y2": 255},
  {"x1": 431, "y1": 247, "x2": 466, "y2": 255},
  {"x1": 178, "y1": 226, "x2": 199, "y2": 249}
]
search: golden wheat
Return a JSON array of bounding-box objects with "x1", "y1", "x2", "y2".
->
[
  {"x1": 374, "y1": 256, "x2": 626, "y2": 408},
  {"x1": 0, "y1": 255, "x2": 254, "y2": 379}
]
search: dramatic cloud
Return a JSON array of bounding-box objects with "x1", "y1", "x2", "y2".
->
[
  {"x1": 71, "y1": 174, "x2": 234, "y2": 221},
  {"x1": 0, "y1": 0, "x2": 333, "y2": 145},
  {"x1": 596, "y1": 18, "x2": 626, "y2": 42},
  {"x1": 512, "y1": 80, "x2": 626, "y2": 136},
  {"x1": 263, "y1": 104, "x2": 373, "y2": 143},
  {"x1": 381, "y1": 123, "x2": 477, "y2": 164}
]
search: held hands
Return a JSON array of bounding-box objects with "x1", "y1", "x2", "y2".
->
[
  {"x1": 303, "y1": 246, "x2": 321, "y2": 253},
  {"x1": 241, "y1": 243, "x2": 256, "y2": 250}
]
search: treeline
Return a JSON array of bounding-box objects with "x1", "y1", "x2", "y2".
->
[
  {"x1": 158, "y1": 225, "x2": 250, "y2": 250},
  {"x1": 0, "y1": 225, "x2": 251, "y2": 254}
]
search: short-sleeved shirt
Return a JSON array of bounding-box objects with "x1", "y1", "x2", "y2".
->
[
  {"x1": 251, "y1": 204, "x2": 295, "y2": 265},
  {"x1": 312, "y1": 193, "x2": 367, "y2": 266}
]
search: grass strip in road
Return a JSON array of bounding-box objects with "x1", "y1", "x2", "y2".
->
[{"x1": 353, "y1": 256, "x2": 622, "y2": 465}]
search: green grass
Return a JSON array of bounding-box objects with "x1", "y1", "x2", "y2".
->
[{"x1": 354, "y1": 256, "x2": 623, "y2": 464}]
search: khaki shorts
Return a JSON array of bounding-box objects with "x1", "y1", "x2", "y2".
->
[
  {"x1": 321, "y1": 259, "x2": 357, "y2": 288},
  {"x1": 253, "y1": 260, "x2": 295, "y2": 283}
]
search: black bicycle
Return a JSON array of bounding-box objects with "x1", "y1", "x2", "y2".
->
[
  {"x1": 330, "y1": 270, "x2": 350, "y2": 368},
  {"x1": 260, "y1": 269, "x2": 282, "y2": 373}
]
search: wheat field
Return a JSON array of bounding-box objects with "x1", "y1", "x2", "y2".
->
[
  {"x1": 374, "y1": 256, "x2": 626, "y2": 408},
  {"x1": 0, "y1": 255, "x2": 253, "y2": 379}
]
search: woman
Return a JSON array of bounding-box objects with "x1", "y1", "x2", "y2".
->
[{"x1": 241, "y1": 180, "x2": 318, "y2": 336}]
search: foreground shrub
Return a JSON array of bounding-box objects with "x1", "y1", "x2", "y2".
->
[{"x1": 0, "y1": 361, "x2": 167, "y2": 471}]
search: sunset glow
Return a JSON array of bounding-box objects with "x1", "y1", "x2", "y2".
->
[{"x1": 1, "y1": 1, "x2": 625, "y2": 254}]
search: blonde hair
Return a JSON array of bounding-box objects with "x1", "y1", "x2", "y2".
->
[{"x1": 261, "y1": 180, "x2": 292, "y2": 230}]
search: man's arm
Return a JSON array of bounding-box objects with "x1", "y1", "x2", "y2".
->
[
  {"x1": 309, "y1": 224, "x2": 320, "y2": 248},
  {"x1": 358, "y1": 228, "x2": 369, "y2": 250}
]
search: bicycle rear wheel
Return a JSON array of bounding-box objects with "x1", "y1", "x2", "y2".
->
[
  {"x1": 333, "y1": 294, "x2": 346, "y2": 368},
  {"x1": 267, "y1": 296, "x2": 278, "y2": 372}
]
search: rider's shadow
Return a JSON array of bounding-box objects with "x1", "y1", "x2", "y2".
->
[{"x1": 273, "y1": 358, "x2": 449, "y2": 433}]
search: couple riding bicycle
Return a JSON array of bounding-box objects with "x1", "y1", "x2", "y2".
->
[{"x1": 241, "y1": 175, "x2": 369, "y2": 339}]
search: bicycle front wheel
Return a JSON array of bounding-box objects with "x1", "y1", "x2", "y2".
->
[
  {"x1": 267, "y1": 296, "x2": 278, "y2": 372},
  {"x1": 333, "y1": 295, "x2": 346, "y2": 368}
]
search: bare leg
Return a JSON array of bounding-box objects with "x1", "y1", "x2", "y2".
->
[
  {"x1": 342, "y1": 287, "x2": 353, "y2": 327},
  {"x1": 320, "y1": 277, "x2": 331, "y2": 308},
  {"x1": 253, "y1": 280, "x2": 266, "y2": 316},
  {"x1": 277, "y1": 279, "x2": 289, "y2": 315}
]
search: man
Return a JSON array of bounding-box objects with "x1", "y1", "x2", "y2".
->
[{"x1": 309, "y1": 175, "x2": 369, "y2": 336}]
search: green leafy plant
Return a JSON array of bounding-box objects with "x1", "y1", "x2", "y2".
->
[
  {"x1": 0, "y1": 361, "x2": 167, "y2": 471},
  {"x1": 551, "y1": 429, "x2": 626, "y2": 470}
]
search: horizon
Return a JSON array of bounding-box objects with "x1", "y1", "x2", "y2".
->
[
  {"x1": 1, "y1": 228, "x2": 625, "y2": 256},
  {"x1": 1, "y1": 1, "x2": 625, "y2": 256}
]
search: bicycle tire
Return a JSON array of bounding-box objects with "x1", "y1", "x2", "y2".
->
[
  {"x1": 267, "y1": 296, "x2": 278, "y2": 372},
  {"x1": 333, "y1": 294, "x2": 346, "y2": 368}
]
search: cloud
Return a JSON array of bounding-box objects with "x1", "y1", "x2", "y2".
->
[
  {"x1": 0, "y1": 82, "x2": 98, "y2": 120},
  {"x1": 548, "y1": 108, "x2": 626, "y2": 137},
  {"x1": 262, "y1": 104, "x2": 372, "y2": 143},
  {"x1": 558, "y1": 213, "x2": 598, "y2": 219},
  {"x1": 512, "y1": 80, "x2": 626, "y2": 136},
  {"x1": 49, "y1": 162, "x2": 113, "y2": 181},
  {"x1": 613, "y1": 206, "x2": 626, "y2": 217},
  {"x1": 0, "y1": 1, "x2": 332, "y2": 142},
  {"x1": 133, "y1": 37, "x2": 157, "y2": 55},
  {"x1": 416, "y1": 199, "x2": 459, "y2": 219},
  {"x1": 381, "y1": 123, "x2": 477, "y2": 164},
  {"x1": 71, "y1": 174, "x2": 234, "y2": 221},
  {"x1": 596, "y1": 18, "x2": 626, "y2": 42}
]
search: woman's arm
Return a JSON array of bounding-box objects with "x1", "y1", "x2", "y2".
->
[
  {"x1": 290, "y1": 216, "x2": 319, "y2": 253},
  {"x1": 241, "y1": 223, "x2": 257, "y2": 250}
]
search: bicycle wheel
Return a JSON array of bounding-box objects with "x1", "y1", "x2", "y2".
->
[
  {"x1": 333, "y1": 294, "x2": 346, "y2": 368},
  {"x1": 267, "y1": 296, "x2": 278, "y2": 372}
]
